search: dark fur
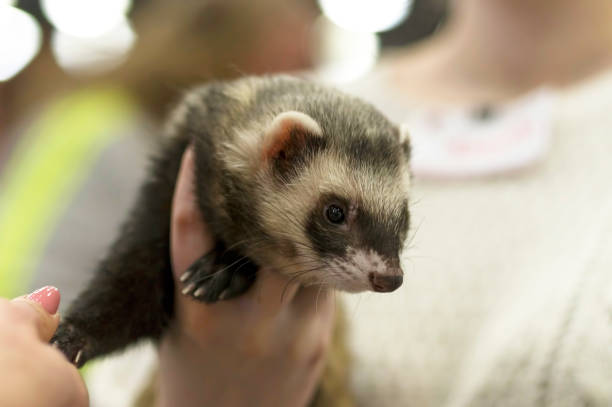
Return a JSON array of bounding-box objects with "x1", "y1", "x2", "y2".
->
[{"x1": 52, "y1": 76, "x2": 410, "y2": 382}]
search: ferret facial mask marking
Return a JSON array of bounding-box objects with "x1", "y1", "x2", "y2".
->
[{"x1": 254, "y1": 110, "x2": 409, "y2": 293}]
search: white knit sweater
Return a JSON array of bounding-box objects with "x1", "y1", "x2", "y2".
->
[
  {"x1": 86, "y1": 71, "x2": 612, "y2": 407},
  {"x1": 342, "y1": 70, "x2": 612, "y2": 406}
]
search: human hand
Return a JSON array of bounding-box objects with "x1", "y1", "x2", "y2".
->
[
  {"x1": 157, "y1": 147, "x2": 336, "y2": 407},
  {"x1": 0, "y1": 287, "x2": 88, "y2": 407}
]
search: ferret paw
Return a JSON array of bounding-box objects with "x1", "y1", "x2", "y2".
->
[
  {"x1": 50, "y1": 322, "x2": 90, "y2": 368},
  {"x1": 179, "y1": 252, "x2": 257, "y2": 303}
]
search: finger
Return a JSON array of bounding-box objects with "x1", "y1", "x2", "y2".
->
[
  {"x1": 11, "y1": 289, "x2": 61, "y2": 342},
  {"x1": 65, "y1": 365, "x2": 90, "y2": 407},
  {"x1": 170, "y1": 147, "x2": 221, "y2": 336},
  {"x1": 290, "y1": 285, "x2": 335, "y2": 322},
  {"x1": 25, "y1": 285, "x2": 61, "y2": 314},
  {"x1": 244, "y1": 268, "x2": 300, "y2": 317},
  {"x1": 40, "y1": 346, "x2": 90, "y2": 407},
  {"x1": 171, "y1": 146, "x2": 215, "y2": 275}
]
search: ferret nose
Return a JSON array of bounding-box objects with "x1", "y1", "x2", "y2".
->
[{"x1": 369, "y1": 271, "x2": 403, "y2": 293}]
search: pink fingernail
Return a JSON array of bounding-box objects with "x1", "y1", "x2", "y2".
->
[{"x1": 26, "y1": 286, "x2": 60, "y2": 315}]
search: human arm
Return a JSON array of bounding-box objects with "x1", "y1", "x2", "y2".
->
[{"x1": 156, "y1": 147, "x2": 336, "y2": 407}]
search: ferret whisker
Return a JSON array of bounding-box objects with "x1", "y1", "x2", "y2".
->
[
  {"x1": 314, "y1": 280, "x2": 335, "y2": 313},
  {"x1": 316, "y1": 283, "x2": 324, "y2": 313},
  {"x1": 222, "y1": 237, "x2": 260, "y2": 253},
  {"x1": 191, "y1": 256, "x2": 251, "y2": 285},
  {"x1": 280, "y1": 266, "x2": 327, "y2": 302},
  {"x1": 242, "y1": 242, "x2": 323, "y2": 264},
  {"x1": 283, "y1": 265, "x2": 323, "y2": 282},
  {"x1": 281, "y1": 276, "x2": 303, "y2": 303},
  {"x1": 409, "y1": 196, "x2": 423, "y2": 207},
  {"x1": 281, "y1": 260, "x2": 323, "y2": 270},
  {"x1": 406, "y1": 217, "x2": 425, "y2": 249},
  {"x1": 227, "y1": 234, "x2": 320, "y2": 260}
]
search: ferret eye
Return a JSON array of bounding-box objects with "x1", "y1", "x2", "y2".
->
[{"x1": 325, "y1": 204, "x2": 345, "y2": 224}]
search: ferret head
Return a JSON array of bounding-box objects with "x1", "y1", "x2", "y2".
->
[{"x1": 242, "y1": 91, "x2": 411, "y2": 294}]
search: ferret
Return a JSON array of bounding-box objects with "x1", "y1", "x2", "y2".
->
[{"x1": 52, "y1": 75, "x2": 411, "y2": 406}]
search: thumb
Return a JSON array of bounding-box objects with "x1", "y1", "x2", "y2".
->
[
  {"x1": 171, "y1": 146, "x2": 214, "y2": 276},
  {"x1": 12, "y1": 286, "x2": 61, "y2": 342}
]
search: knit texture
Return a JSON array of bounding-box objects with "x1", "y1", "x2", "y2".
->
[{"x1": 343, "y1": 70, "x2": 612, "y2": 406}]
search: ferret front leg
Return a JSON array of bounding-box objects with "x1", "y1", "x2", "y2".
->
[
  {"x1": 179, "y1": 243, "x2": 258, "y2": 303},
  {"x1": 51, "y1": 236, "x2": 174, "y2": 368},
  {"x1": 51, "y1": 136, "x2": 189, "y2": 367}
]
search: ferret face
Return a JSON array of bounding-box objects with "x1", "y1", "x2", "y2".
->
[
  {"x1": 255, "y1": 108, "x2": 411, "y2": 294},
  {"x1": 304, "y1": 189, "x2": 409, "y2": 293},
  {"x1": 266, "y1": 151, "x2": 410, "y2": 293}
]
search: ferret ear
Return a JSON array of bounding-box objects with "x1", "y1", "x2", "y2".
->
[
  {"x1": 399, "y1": 123, "x2": 411, "y2": 159},
  {"x1": 262, "y1": 111, "x2": 324, "y2": 175}
]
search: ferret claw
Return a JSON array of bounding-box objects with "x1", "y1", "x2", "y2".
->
[
  {"x1": 218, "y1": 289, "x2": 229, "y2": 300},
  {"x1": 181, "y1": 282, "x2": 195, "y2": 295},
  {"x1": 51, "y1": 322, "x2": 90, "y2": 368},
  {"x1": 179, "y1": 270, "x2": 192, "y2": 282},
  {"x1": 74, "y1": 350, "x2": 83, "y2": 366},
  {"x1": 179, "y1": 249, "x2": 257, "y2": 304}
]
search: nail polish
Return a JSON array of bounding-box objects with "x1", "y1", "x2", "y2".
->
[{"x1": 26, "y1": 286, "x2": 61, "y2": 315}]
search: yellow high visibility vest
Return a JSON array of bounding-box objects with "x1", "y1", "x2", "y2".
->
[{"x1": 0, "y1": 87, "x2": 136, "y2": 298}]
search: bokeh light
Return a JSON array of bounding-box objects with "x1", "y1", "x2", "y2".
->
[
  {"x1": 318, "y1": 0, "x2": 412, "y2": 33},
  {"x1": 51, "y1": 17, "x2": 136, "y2": 76},
  {"x1": 313, "y1": 15, "x2": 379, "y2": 84},
  {"x1": 0, "y1": 6, "x2": 42, "y2": 81},
  {"x1": 42, "y1": 0, "x2": 132, "y2": 38}
]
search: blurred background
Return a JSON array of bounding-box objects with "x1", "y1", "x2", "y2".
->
[{"x1": 0, "y1": 0, "x2": 447, "y2": 133}]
